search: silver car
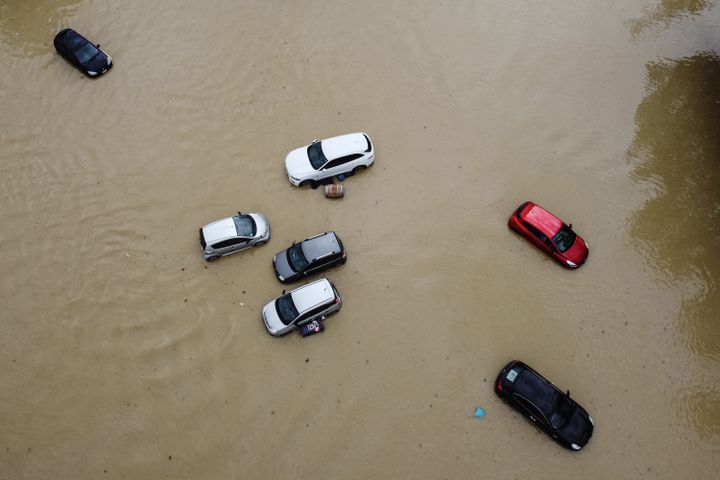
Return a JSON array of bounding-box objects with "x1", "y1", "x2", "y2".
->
[
  {"x1": 262, "y1": 278, "x2": 342, "y2": 336},
  {"x1": 199, "y1": 212, "x2": 270, "y2": 260}
]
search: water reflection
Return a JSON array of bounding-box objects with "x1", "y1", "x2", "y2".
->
[
  {"x1": 678, "y1": 387, "x2": 720, "y2": 438},
  {"x1": 629, "y1": 54, "x2": 720, "y2": 438},
  {"x1": 629, "y1": 0, "x2": 714, "y2": 36},
  {"x1": 0, "y1": 0, "x2": 81, "y2": 57},
  {"x1": 629, "y1": 53, "x2": 720, "y2": 359}
]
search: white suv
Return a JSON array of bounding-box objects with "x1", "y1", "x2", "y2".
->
[
  {"x1": 262, "y1": 278, "x2": 342, "y2": 336},
  {"x1": 285, "y1": 132, "x2": 374, "y2": 187}
]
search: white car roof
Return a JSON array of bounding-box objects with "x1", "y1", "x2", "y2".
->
[
  {"x1": 291, "y1": 278, "x2": 334, "y2": 313},
  {"x1": 321, "y1": 132, "x2": 369, "y2": 160},
  {"x1": 203, "y1": 217, "x2": 237, "y2": 243}
]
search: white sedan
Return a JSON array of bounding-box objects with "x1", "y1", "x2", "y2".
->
[{"x1": 285, "y1": 132, "x2": 374, "y2": 187}]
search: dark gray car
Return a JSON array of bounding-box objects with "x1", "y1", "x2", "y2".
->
[{"x1": 272, "y1": 232, "x2": 346, "y2": 283}]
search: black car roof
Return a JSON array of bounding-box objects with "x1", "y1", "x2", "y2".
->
[
  {"x1": 513, "y1": 369, "x2": 560, "y2": 417},
  {"x1": 302, "y1": 232, "x2": 341, "y2": 260},
  {"x1": 57, "y1": 28, "x2": 86, "y2": 50}
]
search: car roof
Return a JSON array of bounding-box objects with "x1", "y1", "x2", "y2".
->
[
  {"x1": 291, "y1": 278, "x2": 335, "y2": 313},
  {"x1": 524, "y1": 204, "x2": 563, "y2": 237},
  {"x1": 301, "y1": 232, "x2": 341, "y2": 260},
  {"x1": 321, "y1": 133, "x2": 369, "y2": 160},
  {"x1": 202, "y1": 217, "x2": 238, "y2": 243},
  {"x1": 57, "y1": 29, "x2": 87, "y2": 50},
  {"x1": 513, "y1": 368, "x2": 560, "y2": 417}
]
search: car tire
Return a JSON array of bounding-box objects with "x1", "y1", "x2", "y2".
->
[
  {"x1": 299, "y1": 180, "x2": 310, "y2": 188},
  {"x1": 207, "y1": 255, "x2": 219, "y2": 261},
  {"x1": 310, "y1": 181, "x2": 320, "y2": 189},
  {"x1": 352, "y1": 165, "x2": 367, "y2": 174},
  {"x1": 256, "y1": 241, "x2": 266, "y2": 246}
]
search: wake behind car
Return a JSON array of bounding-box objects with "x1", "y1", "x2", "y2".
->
[
  {"x1": 285, "y1": 132, "x2": 374, "y2": 188},
  {"x1": 54, "y1": 28, "x2": 112, "y2": 77},
  {"x1": 495, "y1": 360, "x2": 594, "y2": 451},
  {"x1": 199, "y1": 212, "x2": 270, "y2": 260},
  {"x1": 508, "y1": 201, "x2": 589, "y2": 268},
  {"x1": 262, "y1": 278, "x2": 341, "y2": 336},
  {"x1": 272, "y1": 231, "x2": 346, "y2": 283}
]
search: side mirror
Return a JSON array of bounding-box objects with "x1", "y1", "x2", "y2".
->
[
  {"x1": 282, "y1": 289, "x2": 286, "y2": 295},
  {"x1": 568, "y1": 223, "x2": 573, "y2": 230},
  {"x1": 96, "y1": 44, "x2": 100, "y2": 48},
  {"x1": 292, "y1": 241, "x2": 296, "y2": 245},
  {"x1": 566, "y1": 390, "x2": 570, "y2": 397},
  {"x1": 312, "y1": 139, "x2": 319, "y2": 144},
  {"x1": 237, "y1": 211, "x2": 242, "y2": 216}
]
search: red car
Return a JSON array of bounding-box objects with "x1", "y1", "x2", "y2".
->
[{"x1": 508, "y1": 201, "x2": 589, "y2": 268}]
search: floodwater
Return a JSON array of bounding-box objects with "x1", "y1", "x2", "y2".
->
[{"x1": 1, "y1": 1, "x2": 719, "y2": 478}]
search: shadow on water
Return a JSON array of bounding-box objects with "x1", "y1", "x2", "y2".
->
[
  {"x1": 0, "y1": 0, "x2": 81, "y2": 57},
  {"x1": 628, "y1": 53, "x2": 720, "y2": 437},
  {"x1": 629, "y1": 0, "x2": 715, "y2": 36}
]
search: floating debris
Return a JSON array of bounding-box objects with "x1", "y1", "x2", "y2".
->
[{"x1": 324, "y1": 184, "x2": 344, "y2": 198}]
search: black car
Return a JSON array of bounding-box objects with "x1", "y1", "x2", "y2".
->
[
  {"x1": 495, "y1": 360, "x2": 594, "y2": 451},
  {"x1": 272, "y1": 232, "x2": 346, "y2": 283},
  {"x1": 54, "y1": 28, "x2": 112, "y2": 77}
]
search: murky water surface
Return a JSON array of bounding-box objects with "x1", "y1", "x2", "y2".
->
[{"x1": 1, "y1": 1, "x2": 719, "y2": 478}]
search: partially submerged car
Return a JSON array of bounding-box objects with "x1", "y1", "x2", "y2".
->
[
  {"x1": 495, "y1": 360, "x2": 594, "y2": 451},
  {"x1": 54, "y1": 28, "x2": 112, "y2": 77},
  {"x1": 262, "y1": 278, "x2": 341, "y2": 336},
  {"x1": 199, "y1": 212, "x2": 270, "y2": 260},
  {"x1": 508, "y1": 201, "x2": 589, "y2": 268},
  {"x1": 285, "y1": 132, "x2": 374, "y2": 188},
  {"x1": 272, "y1": 231, "x2": 346, "y2": 283}
]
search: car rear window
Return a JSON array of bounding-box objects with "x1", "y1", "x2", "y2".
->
[{"x1": 363, "y1": 134, "x2": 372, "y2": 152}]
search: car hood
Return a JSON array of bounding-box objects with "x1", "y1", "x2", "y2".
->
[
  {"x1": 84, "y1": 52, "x2": 110, "y2": 72},
  {"x1": 563, "y1": 235, "x2": 589, "y2": 265},
  {"x1": 273, "y1": 251, "x2": 296, "y2": 282},
  {"x1": 558, "y1": 407, "x2": 593, "y2": 447},
  {"x1": 262, "y1": 301, "x2": 286, "y2": 334},
  {"x1": 285, "y1": 147, "x2": 316, "y2": 178}
]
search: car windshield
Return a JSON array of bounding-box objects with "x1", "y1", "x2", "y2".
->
[
  {"x1": 307, "y1": 142, "x2": 327, "y2": 170},
  {"x1": 275, "y1": 293, "x2": 299, "y2": 326},
  {"x1": 549, "y1": 395, "x2": 574, "y2": 430},
  {"x1": 552, "y1": 224, "x2": 577, "y2": 252},
  {"x1": 286, "y1": 243, "x2": 309, "y2": 272},
  {"x1": 74, "y1": 43, "x2": 100, "y2": 64},
  {"x1": 233, "y1": 215, "x2": 256, "y2": 237}
]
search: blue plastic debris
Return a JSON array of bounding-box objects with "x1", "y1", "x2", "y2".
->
[
  {"x1": 473, "y1": 407, "x2": 486, "y2": 418},
  {"x1": 337, "y1": 174, "x2": 346, "y2": 181}
]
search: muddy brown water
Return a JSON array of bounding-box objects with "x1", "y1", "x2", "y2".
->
[{"x1": 1, "y1": 1, "x2": 719, "y2": 479}]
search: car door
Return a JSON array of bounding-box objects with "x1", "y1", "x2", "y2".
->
[
  {"x1": 211, "y1": 238, "x2": 247, "y2": 256},
  {"x1": 513, "y1": 394, "x2": 551, "y2": 432},
  {"x1": 322, "y1": 154, "x2": 363, "y2": 175},
  {"x1": 522, "y1": 222, "x2": 552, "y2": 253},
  {"x1": 296, "y1": 304, "x2": 328, "y2": 326},
  {"x1": 304, "y1": 252, "x2": 334, "y2": 275}
]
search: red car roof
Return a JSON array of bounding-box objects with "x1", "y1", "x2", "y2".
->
[{"x1": 525, "y1": 204, "x2": 563, "y2": 237}]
